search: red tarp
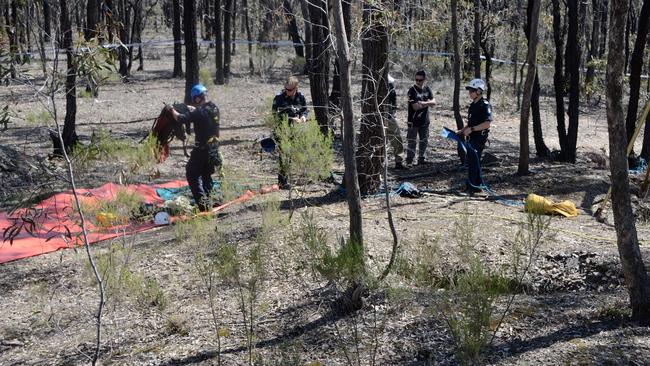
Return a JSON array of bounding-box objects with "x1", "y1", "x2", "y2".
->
[{"x1": 0, "y1": 180, "x2": 278, "y2": 264}]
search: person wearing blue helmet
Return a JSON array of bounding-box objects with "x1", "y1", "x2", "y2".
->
[
  {"x1": 169, "y1": 83, "x2": 222, "y2": 211},
  {"x1": 457, "y1": 78, "x2": 492, "y2": 195}
]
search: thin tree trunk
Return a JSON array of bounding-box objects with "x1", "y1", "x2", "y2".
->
[
  {"x1": 552, "y1": 0, "x2": 568, "y2": 155},
  {"x1": 525, "y1": 0, "x2": 550, "y2": 158},
  {"x1": 300, "y1": 0, "x2": 311, "y2": 75},
  {"x1": 172, "y1": 0, "x2": 183, "y2": 77},
  {"x1": 58, "y1": 0, "x2": 79, "y2": 155},
  {"x1": 329, "y1": 1, "x2": 350, "y2": 110},
  {"x1": 86, "y1": 0, "x2": 99, "y2": 40},
  {"x1": 242, "y1": 0, "x2": 253, "y2": 74},
  {"x1": 117, "y1": 0, "x2": 131, "y2": 79},
  {"x1": 231, "y1": 0, "x2": 236, "y2": 55},
  {"x1": 606, "y1": 0, "x2": 650, "y2": 324},
  {"x1": 565, "y1": 0, "x2": 581, "y2": 163},
  {"x1": 332, "y1": 0, "x2": 362, "y2": 247},
  {"x1": 223, "y1": 0, "x2": 232, "y2": 83},
  {"x1": 452, "y1": 0, "x2": 463, "y2": 130},
  {"x1": 518, "y1": 0, "x2": 540, "y2": 175},
  {"x1": 473, "y1": 0, "x2": 481, "y2": 78},
  {"x1": 625, "y1": 0, "x2": 649, "y2": 153},
  {"x1": 214, "y1": 0, "x2": 224, "y2": 84},
  {"x1": 586, "y1": 0, "x2": 601, "y2": 86},
  {"x1": 283, "y1": 0, "x2": 304, "y2": 58},
  {"x1": 43, "y1": 0, "x2": 51, "y2": 42},
  {"x1": 599, "y1": 0, "x2": 609, "y2": 57},
  {"x1": 184, "y1": 0, "x2": 199, "y2": 104}
]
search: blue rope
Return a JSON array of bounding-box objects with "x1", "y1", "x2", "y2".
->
[{"x1": 443, "y1": 127, "x2": 524, "y2": 207}]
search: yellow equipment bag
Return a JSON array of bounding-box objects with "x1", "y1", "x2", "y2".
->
[{"x1": 524, "y1": 193, "x2": 579, "y2": 217}]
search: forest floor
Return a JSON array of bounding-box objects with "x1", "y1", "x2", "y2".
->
[{"x1": 1, "y1": 49, "x2": 650, "y2": 365}]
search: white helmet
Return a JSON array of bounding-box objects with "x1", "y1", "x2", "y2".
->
[
  {"x1": 387, "y1": 74, "x2": 395, "y2": 84},
  {"x1": 466, "y1": 78, "x2": 486, "y2": 91}
]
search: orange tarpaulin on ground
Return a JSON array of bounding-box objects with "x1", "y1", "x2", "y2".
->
[{"x1": 0, "y1": 180, "x2": 278, "y2": 264}]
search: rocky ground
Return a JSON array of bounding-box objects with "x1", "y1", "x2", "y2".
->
[{"x1": 1, "y1": 47, "x2": 650, "y2": 365}]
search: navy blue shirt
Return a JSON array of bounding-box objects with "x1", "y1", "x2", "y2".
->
[
  {"x1": 407, "y1": 85, "x2": 433, "y2": 126},
  {"x1": 272, "y1": 90, "x2": 308, "y2": 120},
  {"x1": 467, "y1": 97, "x2": 492, "y2": 135},
  {"x1": 178, "y1": 102, "x2": 220, "y2": 147}
]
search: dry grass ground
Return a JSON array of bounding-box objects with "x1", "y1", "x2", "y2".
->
[{"x1": 1, "y1": 47, "x2": 649, "y2": 365}]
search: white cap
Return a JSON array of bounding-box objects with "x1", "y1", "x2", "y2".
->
[
  {"x1": 466, "y1": 78, "x2": 486, "y2": 91},
  {"x1": 387, "y1": 74, "x2": 395, "y2": 84}
]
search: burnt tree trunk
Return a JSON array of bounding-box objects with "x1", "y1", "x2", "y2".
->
[
  {"x1": 472, "y1": 0, "x2": 481, "y2": 78},
  {"x1": 452, "y1": 0, "x2": 463, "y2": 130},
  {"x1": 599, "y1": 0, "x2": 609, "y2": 57},
  {"x1": 184, "y1": 0, "x2": 199, "y2": 104},
  {"x1": 231, "y1": 0, "x2": 236, "y2": 54},
  {"x1": 552, "y1": 0, "x2": 568, "y2": 155},
  {"x1": 626, "y1": 0, "x2": 649, "y2": 155},
  {"x1": 283, "y1": 0, "x2": 304, "y2": 58},
  {"x1": 117, "y1": 0, "x2": 131, "y2": 79},
  {"x1": 242, "y1": 0, "x2": 254, "y2": 74},
  {"x1": 307, "y1": 0, "x2": 331, "y2": 134},
  {"x1": 43, "y1": 0, "x2": 51, "y2": 42},
  {"x1": 585, "y1": 0, "x2": 601, "y2": 87},
  {"x1": 54, "y1": 0, "x2": 79, "y2": 155},
  {"x1": 214, "y1": 0, "x2": 224, "y2": 84},
  {"x1": 565, "y1": 0, "x2": 581, "y2": 163},
  {"x1": 86, "y1": 0, "x2": 99, "y2": 40},
  {"x1": 172, "y1": 0, "x2": 183, "y2": 77},
  {"x1": 223, "y1": 0, "x2": 232, "y2": 83},
  {"x1": 606, "y1": 0, "x2": 650, "y2": 325},
  {"x1": 357, "y1": 1, "x2": 388, "y2": 195}
]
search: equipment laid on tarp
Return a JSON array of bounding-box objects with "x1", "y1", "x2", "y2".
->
[
  {"x1": 0, "y1": 180, "x2": 278, "y2": 264},
  {"x1": 524, "y1": 193, "x2": 579, "y2": 217}
]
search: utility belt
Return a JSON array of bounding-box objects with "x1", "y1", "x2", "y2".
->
[
  {"x1": 195, "y1": 136, "x2": 222, "y2": 168},
  {"x1": 470, "y1": 129, "x2": 489, "y2": 137}
]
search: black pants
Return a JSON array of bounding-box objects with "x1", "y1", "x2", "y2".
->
[
  {"x1": 466, "y1": 134, "x2": 487, "y2": 190},
  {"x1": 186, "y1": 147, "x2": 215, "y2": 211}
]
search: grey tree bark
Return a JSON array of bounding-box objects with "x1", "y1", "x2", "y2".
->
[
  {"x1": 606, "y1": 0, "x2": 650, "y2": 324},
  {"x1": 518, "y1": 0, "x2": 540, "y2": 175},
  {"x1": 331, "y1": 0, "x2": 362, "y2": 248}
]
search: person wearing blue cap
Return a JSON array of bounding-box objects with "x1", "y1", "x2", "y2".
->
[
  {"x1": 169, "y1": 84, "x2": 222, "y2": 211},
  {"x1": 457, "y1": 78, "x2": 492, "y2": 195},
  {"x1": 272, "y1": 75, "x2": 309, "y2": 189}
]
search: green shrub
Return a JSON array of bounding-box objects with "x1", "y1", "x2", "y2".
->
[{"x1": 274, "y1": 117, "x2": 333, "y2": 186}]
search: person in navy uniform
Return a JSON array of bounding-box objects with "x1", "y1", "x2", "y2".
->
[
  {"x1": 272, "y1": 75, "x2": 309, "y2": 189},
  {"x1": 169, "y1": 84, "x2": 221, "y2": 211},
  {"x1": 457, "y1": 78, "x2": 492, "y2": 194},
  {"x1": 406, "y1": 70, "x2": 437, "y2": 166}
]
